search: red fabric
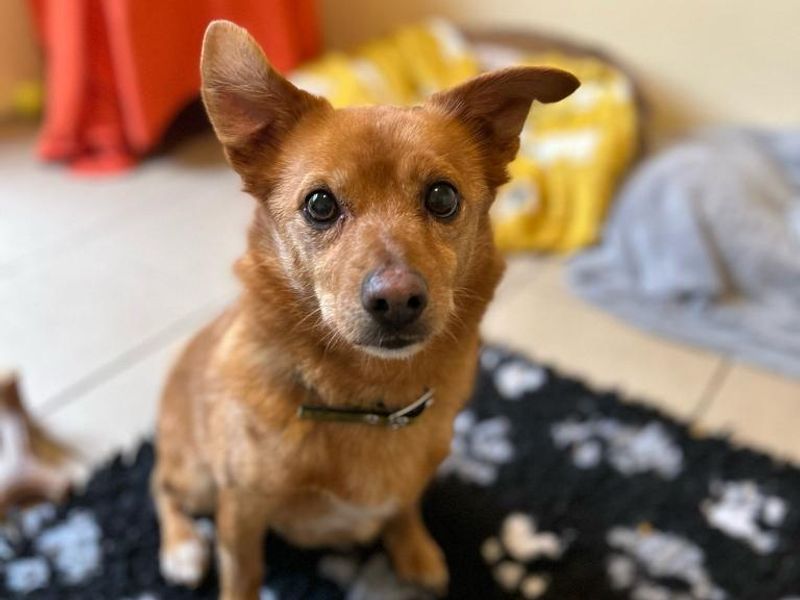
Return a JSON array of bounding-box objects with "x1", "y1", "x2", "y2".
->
[{"x1": 29, "y1": 0, "x2": 320, "y2": 173}]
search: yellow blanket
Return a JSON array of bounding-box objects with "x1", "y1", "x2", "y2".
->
[{"x1": 290, "y1": 19, "x2": 637, "y2": 253}]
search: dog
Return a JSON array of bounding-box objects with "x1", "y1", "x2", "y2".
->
[{"x1": 152, "y1": 20, "x2": 578, "y2": 600}]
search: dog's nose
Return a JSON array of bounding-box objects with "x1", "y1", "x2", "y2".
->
[{"x1": 361, "y1": 267, "x2": 428, "y2": 328}]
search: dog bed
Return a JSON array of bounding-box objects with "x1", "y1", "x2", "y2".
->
[{"x1": 1, "y1": 346, "x2": 799, "y2": 599}]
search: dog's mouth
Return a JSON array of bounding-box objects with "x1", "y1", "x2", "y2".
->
[
  {"x1": 354, "y1": 334, "x2": 427, "y2": 359},
  {"x1": 373, "y1": 336, "x2": 421, "y2": 349}
]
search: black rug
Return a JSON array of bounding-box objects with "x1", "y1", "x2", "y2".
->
[{"x1": 2, "y1": 346, "x2": 800, "y2": 600}]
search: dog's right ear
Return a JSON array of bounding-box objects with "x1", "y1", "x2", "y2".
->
[
  {"x1": 201, "y1": 20, "x2": 327, "y2": 152},
  {"x1": 427, "y1": 67, "x2": 579, "y2": 188}
]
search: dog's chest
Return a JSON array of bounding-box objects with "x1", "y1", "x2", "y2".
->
[
  {"x1": 267, "y1": 424, "x2": 439, "y2": 546},
  {"x1": 271, "y1": 489, "x2": 399, "y2": 547}
]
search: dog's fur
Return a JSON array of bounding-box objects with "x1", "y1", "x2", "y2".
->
[{"x1": 153, "y1": 20, "x2": 578, "y2": 600}]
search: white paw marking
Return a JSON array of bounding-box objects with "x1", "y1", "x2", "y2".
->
[
  {"x1": 551, "y1": 417, "x2": 684, "y2": 479},
  {"x1": 482, "y1": 513, "x2": 569, "y2": 599},
  {"x1": 160, "y1": 538, "x2": 208, "y2": 588},
  {"x1": 606, "y1": 526, "x2": 726, "y2": 599},
  {"x1": 493, "y1": 360, "x2": 547, "y2": 399},
  {"x1": 439, "y1": 411, "x2": 514, "y2": 486},
  {"x1": 501, "y1": 513, "x2": 565, "y2": 562},
  {"x1": 702, "y1": 480, "x2": 787, "y2": 554}
]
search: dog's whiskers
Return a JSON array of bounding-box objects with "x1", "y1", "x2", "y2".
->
[{"x1": 294, "y1": 306, "x2": 324, "y2": 331}]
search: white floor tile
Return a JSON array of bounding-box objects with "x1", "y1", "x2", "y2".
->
[
  {"x1": 482, "y1": 261, "x2": 722, "y2": 418},
  {"x1": 0, "y1": 134, "x2": 248, "y2": 407},
  {"x1": 38, "y1": 336, "x2": 191, "y2": 465},
  {"x1": 698, "y1": 363, "x2": 800, "y2": 464}
]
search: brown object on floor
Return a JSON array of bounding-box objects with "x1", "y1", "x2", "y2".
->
[{"x1": 0, "y1": 370, "x2": 71, "y2": 514}]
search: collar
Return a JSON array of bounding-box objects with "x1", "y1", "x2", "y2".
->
[{"x1": 297, "y1": 388, "x2": 434, "y2": 429}]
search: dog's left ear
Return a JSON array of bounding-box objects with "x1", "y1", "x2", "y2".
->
[{"x1": 427, "y1": 67, "x2": 579, "y2": 184}]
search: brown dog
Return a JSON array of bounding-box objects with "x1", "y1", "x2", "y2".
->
[{"x1": 153, "y1": 20, "x2": 578, "y2": 600}]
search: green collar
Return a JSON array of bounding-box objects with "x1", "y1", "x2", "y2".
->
[{"x1": 297, "y1": 389, "x2": 434, "y2": 429}]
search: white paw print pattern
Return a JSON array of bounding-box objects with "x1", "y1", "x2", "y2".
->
[
  {"x1": 493, "y1": 359, "x2": 548, "y2": 400},
  {"x1": 480, "y1": 347, "x2": 505, "y2": 371},
  {"x1": 551, "y1": 417, "x2": 684, "y2": 479},
  {"x1": 438, "y1": 410, "x2": 514, "y2": 486},
  {"x1": 606, "y1": 525, "x2": 727, "y2": 600},
  {"x1": 702, "y1": 480, "x2": 788, "y2": 554},
  {"x1": 259, "y1": 586, "x2": 279, "y2": 600},
  {"x1": 5, "y1": 557, "x2": 50, "y2": 594},
  {"x1": 481, "y1": 512, "x2": 569, "y2": 599},
  {"x1": 2, "y1": 506, "x2": 102, "y2": 593},
  {"x1": 34, "y1": 510, "x2": 102, "y2": 585}
]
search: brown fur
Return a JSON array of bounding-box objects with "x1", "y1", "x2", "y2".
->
[{"x1": 153, "y1": 20, "x2": 578, "y2": 600}]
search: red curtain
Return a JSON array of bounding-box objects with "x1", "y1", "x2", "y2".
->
[{"x1": 29, "y1": 0, "x2": 320, "y2": 173}]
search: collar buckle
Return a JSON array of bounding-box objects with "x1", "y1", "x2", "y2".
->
[
  {"x1": 298, "y1": 388, "x2": 434, "y2": 428},
  {"x1": 388, "y1": 415, "x2": 411, "y2": 429}
]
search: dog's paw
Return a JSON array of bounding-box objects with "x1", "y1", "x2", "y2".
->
[
  {"x1": 392, "y1": 536, "x2": 449, "y2": 596},
  {"x1": 160, "y1": 538, "x2": 209, "y2": 588}
]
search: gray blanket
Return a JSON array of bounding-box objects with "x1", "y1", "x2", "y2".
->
[{"x1": 568, "y1": 129, "x2": 800, "y2": 379}]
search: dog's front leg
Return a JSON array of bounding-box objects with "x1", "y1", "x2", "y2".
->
[
  {"x1": 216, "y1": 487, "x2": 269, "y2": 600},
  {"x1": 383, "y1": 503, "x2": 449, "y2": 595}
]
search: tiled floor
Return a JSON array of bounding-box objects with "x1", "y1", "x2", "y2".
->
[{"x1": 2, "y1": 126, "x2": 799, "y2": 470}]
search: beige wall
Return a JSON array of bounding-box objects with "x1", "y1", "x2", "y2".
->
[
  {"x1": 0, "y1": 0, "x2": 40, "y2": 116},
  {"x1": 321, "y1": 0, "x2": 799, "y2": 142}
]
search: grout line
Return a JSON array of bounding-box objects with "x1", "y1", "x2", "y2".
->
[
  {"x1": 689, "y1": 358, "x2": 731, "y2": 422},
  {"x1": 38, "y1": 294, "x2": 234, "y2": 415}
]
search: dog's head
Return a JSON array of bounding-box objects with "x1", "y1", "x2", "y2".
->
[{"x1": 201, "y1": 21, "x2": 578, "y2": 360}]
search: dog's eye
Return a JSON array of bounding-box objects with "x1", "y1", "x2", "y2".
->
[
  {"x1": 425, "y1": 183, "x2": 459, "y2": 220},
  {"x1": 304, "y1": 190, "x2": 340, "y2": 227}
]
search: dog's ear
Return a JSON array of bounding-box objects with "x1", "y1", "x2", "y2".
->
[
  {"x1": 427, "y1": 67, "x2": 579, "y2": 184},
  {"x1": 201, "y1": 20, "x2": 327, "y2": 152}
]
